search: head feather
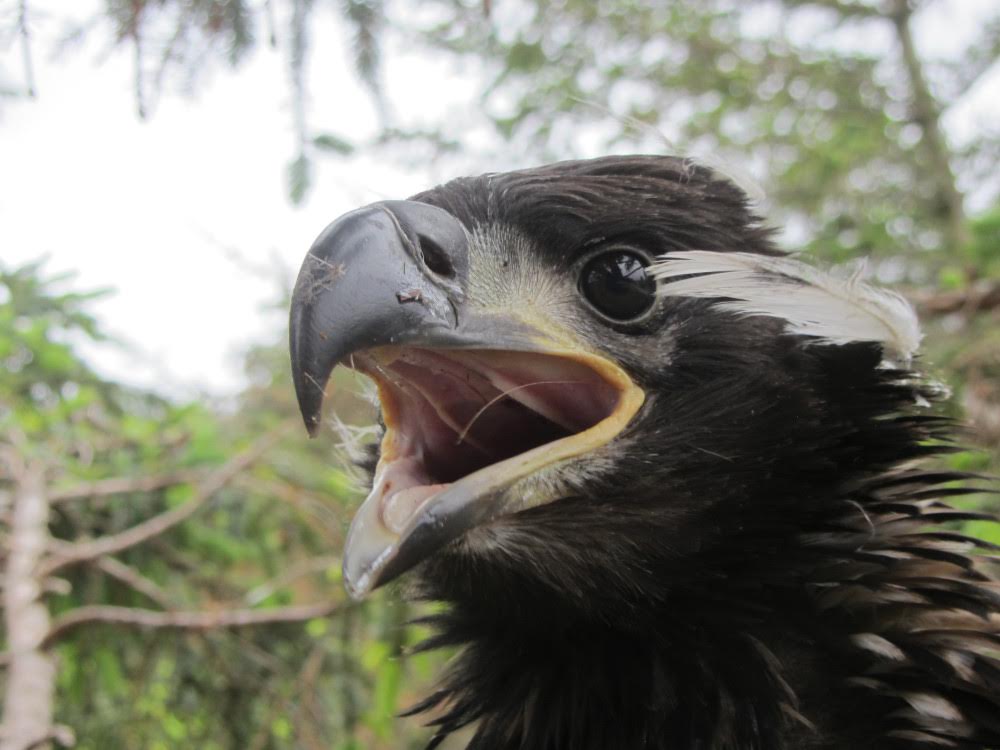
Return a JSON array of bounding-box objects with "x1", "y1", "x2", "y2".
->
[{"x1": 651, "y1": 251, "x2": 922, "y2": 364}]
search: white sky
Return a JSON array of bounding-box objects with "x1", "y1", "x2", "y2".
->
[
  {"x1": 1, "y1": 0, "x2": 997, "y2": 399},
  {"x1": 0, "y1": 0, "x2": 491, "y2": 398}
]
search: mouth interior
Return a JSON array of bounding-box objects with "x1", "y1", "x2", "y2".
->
[{"x1": 353, "y1": 348, "x2": 622, "y2": 532}]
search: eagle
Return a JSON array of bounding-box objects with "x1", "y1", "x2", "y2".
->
[{"x1": 288, "y1": 156, "x2": 1000, "y2": 750}]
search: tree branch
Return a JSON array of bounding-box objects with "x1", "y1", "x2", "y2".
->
[
  {"x1": 49, "y1": 470, "x2": 205, "y2": 503},
  {"x1": 44, "y1": 600, "x2": 348, "y2": 646},
  {"x1": 244, "y1": 556, "x2": 340, "y2": 606},
  {"x1": 1, "y1": 465, "x2": 57, "y2": 750},
  {"x1": 784, "y1": 0, "x2": 881, "y2": 19},
  {"x1": 947, "y1": 56, "x2": 1000, "y2": 105},
  {"x1": 910, "y1": 279, "x2": 1000, "y2": 317},
  {"x1": 940, "y1": 18, "x2": 1000, "y2": 105},
  {"x1": 889, "y1": 0, "x2": 970, "y2": 250},
  {"x1": 131, "y1": 6, "x2": 146, "y2": 119},
  {"x1": 18, "y1": 0, "x2": 36, "y2": 98},
  {"x1": 90, "y1": 556, "x2": 174, "y2": 609},
  {"x1": 41, "y1": 422, "x2": 293, "y2": 577},
  {"x1": 235, "y1": 474, "x2": 345, "y2": 544}
]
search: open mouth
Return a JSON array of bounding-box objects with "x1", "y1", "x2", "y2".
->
[
  {"x1": 351, "y1": 348, "x2": 635, "y2": 535},
  {"x1": 288, "y1": 197, "x2": 649, "y2": 595}
]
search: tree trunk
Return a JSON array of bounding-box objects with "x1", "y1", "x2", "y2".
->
[
  {"x1": 890, "y1": 0, "x2": 970, "y2": 252},
  {"x1": 1, "y1": 467, "x2": 57, "y2": 750}
]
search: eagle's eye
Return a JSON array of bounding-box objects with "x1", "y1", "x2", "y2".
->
[{"x1": 579, "y1": 250, "x2": 656, "y2": 321}]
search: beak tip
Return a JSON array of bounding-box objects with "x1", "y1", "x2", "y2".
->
[
  {"x1": 290, "y1": 354, "x2": 329, "y2": 439},
  {"x1": 292, "y1": 383, "x2": 323, "y2": 438},
  {"x1": 343, "y1": 570, "x2": 374, "y2": 601}
]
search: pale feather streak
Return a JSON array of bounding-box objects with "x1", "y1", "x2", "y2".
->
[{"x1": 651, "y1": 251, "x2": 922, "y2": 362}]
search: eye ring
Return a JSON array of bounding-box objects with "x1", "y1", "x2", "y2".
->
[{"x1": 577, "y1": 248, "x2": 657, "y2": 322}]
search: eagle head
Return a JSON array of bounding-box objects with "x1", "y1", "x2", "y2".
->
[{"x1": 289, "y1": 156, "x2": 999, "y2": 750}]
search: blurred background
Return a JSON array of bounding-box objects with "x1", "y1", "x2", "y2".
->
[{"x1": 0, "y1": 0, "x2": 997, "y2": 748}]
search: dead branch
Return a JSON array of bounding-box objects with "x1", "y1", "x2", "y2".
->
[
  {"x1": 890, "y1": 0, "x2": 971, "y2": 251},
  {"x1": 235, "y1": 474, "x2": 345, "y2": 544},
  {"x1": 41, "y1": 422, "x2": 293, "y2": 577},
  {"x1": 244, "y1": 556, "x2": 340, "y2": 606},
  {"x1": 91, "y1": 557, "x2": 174, "y2": 609},
  {"x1": 44, "y1": 600, "x2": 349, "y2": 646},
  {"x1": 911, "y1": 279, "x2": 1000, "y2": 317},
  {"x1": 49, "y1": 470, "x2": 204, "y2": 503}
]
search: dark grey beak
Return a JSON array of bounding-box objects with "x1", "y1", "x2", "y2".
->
[{"x1": 289, "y1": 200, "x2": 469, "y2": 436}]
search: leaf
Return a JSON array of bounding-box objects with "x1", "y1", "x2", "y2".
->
[
  {"x1": 361, "y1": 640, "x2": 390, "y2": 671},
  {"x1": 166, "y1": 483, "x2": 195, "y2": 507},
  {"x1": 314, "y1": 133, "x2": 355, "y2": 155},
  {"x1": 306, "y1": 617, "x2": 329, "y2": 637},
  {"x1": 938, "y1": 266, "x2": 965, "y2": 290},
  {"x1": 163, "y1": 714, "x2": 187, "y2": 741},
  {"x1": 271, "y1": 717, "x2": 292, "y2": 740},
  {"x1": 325, "y1": 563, "x2": 343, "y2": 583},
  {"x1": 507, "y1": 39, "x2": 546, "y2": 72},
  {"x1": 287, "y1": 153, "x2": 311, "y2": 206}
]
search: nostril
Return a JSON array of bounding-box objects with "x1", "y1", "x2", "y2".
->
[{"x1": 418, "y1": 235, "x2": 455, "y2": 280}]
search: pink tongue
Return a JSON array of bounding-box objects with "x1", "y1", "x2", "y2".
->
[
  {"x1": 382, "y1": 484, "x2": 449, "y2": 533},
  {"x1": 459, "y1": 351, "x2": 618, "y2": 432},
  {"x1": 389, "y1": 349, "x2": 616, "y2": 437}
]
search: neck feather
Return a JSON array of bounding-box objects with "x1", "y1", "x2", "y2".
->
[{"x1": 408, "y1": 463, "x2": 999, "y2": 750}]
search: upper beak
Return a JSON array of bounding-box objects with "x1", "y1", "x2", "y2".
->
[
  {"x1": 290, "y1": 200, "x2": 644, "y2": 598},
  {"x1": 290, "y1": 200, "x2": 471, "y2": 437}
]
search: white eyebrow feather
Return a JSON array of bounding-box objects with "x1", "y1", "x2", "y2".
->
[{"x1": 651, "y1": 251, "x2": 922, "y2": 363}]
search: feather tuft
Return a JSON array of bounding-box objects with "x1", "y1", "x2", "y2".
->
[{"x1": 652, "y1": 251, "x2": 922, "y2": 363}]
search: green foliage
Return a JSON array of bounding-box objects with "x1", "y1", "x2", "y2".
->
[
  {"x1": 75, "y1": 0, "x2": 381, "y2": 201},
  {"x1": 342, "y1": 0, "x2": 385, "y2": 100},
  {"x1": 416, "y1": 0, "x2": 997, "y2": 269},
  {"x1": 103, "y1": 0, "x2": 256, "y2": 77},
  {"x1": 966, "y1": 207, "x2": 1000, "y2": 276},
  {"x1": 1, "y1": 262, "x2": 442, "y2": 748},
  {"x1": 287, "y1": 152, "x2": 312, "y2": 206},
  {"x1": 314, "y1": 132, "x2": 357, "y2": 155}
]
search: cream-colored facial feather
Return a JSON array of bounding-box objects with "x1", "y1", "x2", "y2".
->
[{"x1": 651, "y1": 251, "x2": 922, "y2": 363}]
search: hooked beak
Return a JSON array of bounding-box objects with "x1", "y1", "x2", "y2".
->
[{"x1": 289, "y1": 200, "x2": 645, "y2": 599}]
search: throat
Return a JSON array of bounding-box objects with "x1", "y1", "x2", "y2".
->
[{"x1": 411, "y1": 606, "x2": 806, "y2": 750}]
